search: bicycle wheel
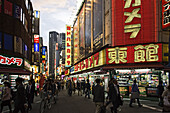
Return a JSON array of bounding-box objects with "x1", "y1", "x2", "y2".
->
[{"x1": 39, "y1": 99, "x2": 46, "y2": 113}]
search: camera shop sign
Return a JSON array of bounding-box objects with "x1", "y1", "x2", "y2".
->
[
  {"x1": 0, "y1": 55, "x2": 23, "y2": 67},
  {"x1": 162, "y1": 0, "x2": 170, "y2": 29}
]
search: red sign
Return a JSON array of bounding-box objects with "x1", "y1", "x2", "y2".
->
[
  {"x1": 4, "y1": 0, "x2": 12, "y2": 16},
  {"x1": 162, "y1": 0, "x2": 170, "y2": 29},
  {"x1": 0, "y1": 55, "x2": 23, "y2": 66},
  {"x1": 106, "y1": 43, "x2": 162, "y2": 65},
  {"x1": 34, "y1": 35, "x2": 39, "y2": 43},
  {"x1": 112, "y1": 0, "x2": 157, "y2": 46}
]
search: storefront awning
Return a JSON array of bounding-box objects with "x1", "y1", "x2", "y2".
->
[{"x1": 0, "y1": 68, "x2": 32, "y2": 75}]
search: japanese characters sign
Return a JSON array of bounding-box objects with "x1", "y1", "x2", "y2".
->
[
  {"x1": 0, "y1": 55, "x2": 23, "y2": 67},
  {"x1": 106, "y1": 43, "x2": 163, "y2": 64},
  {"x1": 65, "y1": 25, "x2": 72, "y2": 67},
  {"x1": 162, "y1": 0, "x2": 170, "y2": 29},
  {"x1": 112, "y1": 0, "x2": 157, "y2": 46},
  {"x1": 34, "y1": 35, "x2": 39, "y2": 43}
]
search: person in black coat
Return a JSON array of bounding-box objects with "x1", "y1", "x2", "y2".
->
[
  {"x1": 109, "y1": 79, "x2": 120, "y2": 113},
  {"x1": 13, "y1": 77, "x2": 27, "y2": 113},
  {"x1": 158, "y1": 80, "x2": 164, "y2": 106},
  {"x1": 26, "y1": 80, "x2": 34, "y2": 111},
  {"x1": 92, "y1": 79, "x2": 104, "y2": 113},
  {"x1": 85, "y1": 79, "x2": 91, "y2": 99}
]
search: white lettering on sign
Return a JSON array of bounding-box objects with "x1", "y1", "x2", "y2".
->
[{"x1": 124, "y1": 0, "x2": 141, "y2": 38}]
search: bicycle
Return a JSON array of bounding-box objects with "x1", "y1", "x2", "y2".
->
[{"x1": 39, "y1": 92, "x2": 52, "y2": 113}]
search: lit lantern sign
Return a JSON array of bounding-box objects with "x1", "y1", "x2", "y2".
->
[
  {"x1": 162, "y1": 0, "x2": 170, "y2": 29},
  {"x1": 65, "y1": 25, "x2": 72, "y2": 67},
  {"x1": 34, "y1": 35, "x2": 39, "y2": 43},
  {"x1": 0, "y1": 55, "x2": 23, "y2": 67},
  {"x1": 112, "y1": 0, "x2": 157, "y2": 46}
]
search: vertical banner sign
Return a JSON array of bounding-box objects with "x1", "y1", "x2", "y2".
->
[
  {"x1": 34, "y1": 43, "x2": 39, "y2": 52},
  {"x1": 34, "y1": 35, "x2": 39, "y2": 43},
  {"x1": 74, "y1": 19, "x2": 79, "y2": 64},
  {"x1": 34, "y1": 10, "x2": 40, "y2": 18},
  {"x1": 162, "y1": 0, "x2": 170, "y2": 29},
  {"x1": 79, "y1": 5, "x2": 85, "y2": 58},
  {"x1": 65, "y1": 25, "x2": 72, "y2": 67},
  {"x1": 112, "y1": 0, "x2": 157, "y2": 46},
  {"x1": 93, "y1": 0, "x2": 103, "y2": 50},
  {"x1": 85, "y1": 0, "x2": 92, "y2": 55},
  {"x1": 14, "y1": 5, "x2": 21, "y2": 19},
  {"x1": 42, "y1": 46, "x2": 46, "y2": 55}
]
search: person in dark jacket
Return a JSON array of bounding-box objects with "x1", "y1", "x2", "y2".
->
[
  {"x1": 26, "y1": 80, "x2": 34, "y2": 111},
  {"x1": 92, "y1": 79, "x2": 104, "y2": 113},
  {"x1": 85, "y1": 79, "x2": 91, "y2": 99},
  {"x1": 158, "y1": 80, "x2": 164, "y2": 106},
  {"x1": 13, "y1": 77, "x2": 27, "y2": 113},
  {"x1": 109, "y1": 79, "x2": 120, "y2": 113}
]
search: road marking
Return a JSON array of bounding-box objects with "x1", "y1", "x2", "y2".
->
[{"x1": 142, "y1": 104, "x2": 162, "y2": 112}]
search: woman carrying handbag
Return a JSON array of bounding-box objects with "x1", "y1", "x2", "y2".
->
[{"x1": 129, "y1": 79, "x2": 142, "y2": 107}]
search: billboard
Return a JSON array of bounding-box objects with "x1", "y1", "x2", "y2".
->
[
  {"x1": 34, "y1": 43, "x2": 39, "y2": 52},
  {"x1": 42, "y1": 46, "x2": 46, "y2": 55},
  {"x1": 34, "y1": 10, "x2": 40, "y2": 18},
  {"x1": 34, "y1": 35, "x2": 39, "y2": 43},
  {"x1": 65, "y1": 25, "x2": 72, "y2": 67},
  {"x1": 85, "y1": 0, "x2": 92, "y2": 55},
  {"x1": 79, "y1": 5, "x2": 85, "y2": 58},
  {"x1": 106, "y1": 43, "x2": 164, "y2": 65},
  {"x1": 4, "y1": 0, "x2": 12, "y2": 16},
  {"x1": 14, "y1": 5, "x2": 21, "y2": 19},
  {"x1": 93, "y1": 0, "x2": 103, "y2": 50},
  {"x1": 112, "y1": 0, "x2": 158, "y2": 46},
  {"x1": 162, "y1": 0, "x2": 170, "y2": 29},
  {"x1": 73, "y1": 19, "x2": 79, "y2": 64}
]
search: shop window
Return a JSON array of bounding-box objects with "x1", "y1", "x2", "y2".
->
[
  {"x1": 14, "y1": 36, "x2": 22, "y2": 54},
  {"x1": 14, "y1": 4, "x2": 21, "y2": 20},
  {"x1": 0, "y1": 0, "x2": 2, "y2": 13},
  {"x1": 4, "y1": 0, "x2": 13, "y2": 16},
  {"x1": 4, "y1": 33, "x2": 13, "y2": 50},
  {"x1": 0, "y1": 32, "x2": 2, "y2": 49}
]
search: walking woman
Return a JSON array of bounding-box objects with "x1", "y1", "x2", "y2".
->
[{"x1": 0, "y1": 82, "x2": 12, "y2": 113}]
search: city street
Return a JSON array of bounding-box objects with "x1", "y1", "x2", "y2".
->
[{"x1": 2, "y1": 89, "x2": 163, "y2": 113}]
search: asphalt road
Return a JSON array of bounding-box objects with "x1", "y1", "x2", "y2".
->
[{"x1": 2, "y1": 89, "x2": 164, "y2": 113}]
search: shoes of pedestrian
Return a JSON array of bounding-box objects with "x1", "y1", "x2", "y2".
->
[
  {"x1": 129, "y1": 104, "x2": 133, "y2": 107},
  {"x1": 138, "y1": 104, "x2": 142, "y2": 107}
]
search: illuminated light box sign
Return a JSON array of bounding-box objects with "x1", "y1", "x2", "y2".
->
[
  {"x1": 162, "y1": 0, "x2": 170, "y2": 29},
  {"x1": 106, "y1": 43, "x2": 166, "y2": 64},
  {"x1": 42, "y1": 46, "x2": 46, "y2": 55},
  {"x1": 112, "y1": 0, "x2": 158, "y2": 46},
  {"x1": 34, "y1": 10, "x2": 40, "y2": 18},
  {"x1": 0, "y1": 55, "x2": 23, "y2": 67},
  {"x1": 24, "y1": 59, "x2": 31, "y2": 71},
  {"x1": 34, "y1": 43, "x2": 39, "y2": 52},
  {"x1": 65, "y1": 25, "x2": 72, "y2": 67},
  {"x1": 34, "y1": 35, "x2": 39, "y2": 43}
]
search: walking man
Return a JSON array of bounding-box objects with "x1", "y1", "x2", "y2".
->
[
  {"x1": 92, "y1": 79, "x2": 104, "y2": 113},
  {"x1": 85, "y1": 79, "x2": 91, "y2": 99}
]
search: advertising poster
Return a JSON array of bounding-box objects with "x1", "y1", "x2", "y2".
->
[
  {"x1": 79, "y1": 5, "x2": 85, "y2": 58},
  {"x1": 93, "y1": 0, "x2": 103, "y2": 50},
  {"x1": 14, "y1": 36, "x2": 22, "y2": 54},
  {"x1": 74, "y1": 19, "x2": 79, "y2": 64},
  {"x1": 119, "y1": 86, "x2": 129, "y2": 96},
  {"x1": 0, "y1": 0, "x2": 2, "y2": 13},
  {"x1": 4, "y1": 0, "x2": 13, "y2": 16},
  {"x1": 112, "y1": 0, "x2": 158, "y2": 46},
  {"x1": 85, "y1": 0, "x2": 92, "y2": 55},
  {"x1": 56, "y1": 43, "x2": 58, "y2": 51},
  {"x1": 162, "y1": 0, "x2": 170, "y2": 29},
  {"x1": 14, "y1": 5, "x2": 21, "y2": 19}
]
